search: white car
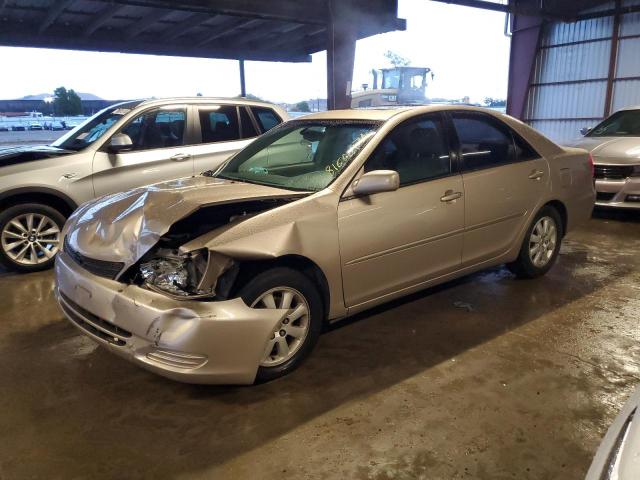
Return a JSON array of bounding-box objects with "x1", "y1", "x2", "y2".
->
[
  {"x1": 586, "y1": 387, "x2": 640, "y2": 479},
  {"x1": 568, "y1": 106, "x2": 640, "y2": 209},
  {"x1": 0, "y1": 97, "x2": 287, "y2": 272}
]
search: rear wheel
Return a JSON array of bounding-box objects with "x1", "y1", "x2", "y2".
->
[
  {"x1": 508, "y1": 205, "x2": 563, "y2": 279},
  {"x1": 0, "y1": 203, "x2": 65, "y2": 273},
  {"x1": 238, "y1": 267, "x2": 323, "y2": 382}
]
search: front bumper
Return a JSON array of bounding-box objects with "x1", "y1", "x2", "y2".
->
[
  {"x1": 595, "y1": 177, "x2": 640, "y2": 209},
  {"x1": 54, "y1": 250, "x2": 284, "y2": 384}
]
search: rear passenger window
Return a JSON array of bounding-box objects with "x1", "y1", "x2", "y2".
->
[
  {"x1": 452, "y1": 113, "x2": 515, "y2": 171},
  {"x1": 199, "y1": 106, "x2": 240, "y2": 143},
  {"x1": 239, "y1": 107, "x2": 259, "y2": 138},
  {"x1": 513, "y1": 132, "x2": 539, "y2": 161},
  {"x1": 251, "y1": 107, "x2": 281, "y2": 132},
  {"x1": 365, "y1": 115, "x2": 451, "y2": 186}
]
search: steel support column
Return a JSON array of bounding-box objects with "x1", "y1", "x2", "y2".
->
[
  {"x1": 604, "y1": 0, "x2": 621, "y2": 117},
  {"x1": 326, "y1": 1, "x2": 357, "y2": 110},
  {"x1": 506, "y1": 14, "x2": 543, "y2": 119},
  {"x1": 239, "y1": 59, "x2": 247, "y2": 97}
]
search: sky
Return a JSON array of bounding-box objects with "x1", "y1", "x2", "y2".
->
[{"x1": 0, "y1": 0, "x2": 511, "y2": 104}]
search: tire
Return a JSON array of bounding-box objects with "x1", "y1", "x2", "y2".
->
[
  {"x1": 507, "y1": 205, "x2": 563, "y2": 279},
  {"x1": 238, "y1": 267, "x2": 324, "y2": 383},
  {"x1": 0, "y1": 203, "x2": 66, "y2": 273}
]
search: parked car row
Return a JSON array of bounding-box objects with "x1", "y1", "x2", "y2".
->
[
  {"x1": 0, "y1": 120, "x2": 80, "y2": 131},
  {"x1": 0, "y1": 98, "x2": 603, "y2": 387}
]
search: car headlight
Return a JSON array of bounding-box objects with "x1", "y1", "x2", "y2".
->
[{"x1": 139, "y1": 249, "x2": 216, "y2": 299}]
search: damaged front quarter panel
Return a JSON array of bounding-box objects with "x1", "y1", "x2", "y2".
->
[{"x1": 179, "y1": 189, "x2": 347, "y2": 319}]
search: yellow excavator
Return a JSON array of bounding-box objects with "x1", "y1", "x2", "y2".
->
[{"x1": 351, "y1": 66, "x2": 432, "y2": 108}]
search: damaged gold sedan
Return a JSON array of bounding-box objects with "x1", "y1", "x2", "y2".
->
[{"x1": 55, "y1": 106, "x2": 595, "y2": 384}]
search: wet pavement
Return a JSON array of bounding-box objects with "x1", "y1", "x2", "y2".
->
[{"x1": 0, "y1": 210, "x2": 639, "y2": 480}]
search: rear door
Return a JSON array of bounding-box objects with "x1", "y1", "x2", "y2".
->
[
  {"x1": 449, "y1": 111, "x2": 550, "y2": 265},
  {"x1": 92, "y1": 106, "x2": 193, "y2": 197},
  {"x1": 190, "y1": 105, "x2": 259, "y2": 174}
]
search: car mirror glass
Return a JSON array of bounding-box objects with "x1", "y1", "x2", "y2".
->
[
  {"x1": 351, "y1": 170, "x2": 400, "y2": 196},
  {"x1": 109, "y1": 133, "x2": 133, "y2": 153}
]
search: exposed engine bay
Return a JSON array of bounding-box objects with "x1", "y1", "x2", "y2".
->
[{"x1": 127, "y1": 197, "x2": 301, "y2": 300}]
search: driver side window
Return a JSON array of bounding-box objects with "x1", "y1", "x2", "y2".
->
[
  {"x1": 119, "y1": 108, "x2": 186, "y2": 152},
  {"x1": 365, "y1": 115, "x2": 451, "y2": 186}
]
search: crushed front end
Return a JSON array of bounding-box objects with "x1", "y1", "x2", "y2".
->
[{"x1": 54, "y1": 179, "x2": 305, "y2": 384}]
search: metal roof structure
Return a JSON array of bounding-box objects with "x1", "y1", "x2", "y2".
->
[
  {"x1": 0, "y1": 0, "x2": 405, "y2": 62},
  {"x1": 433, "y1": 0, "x2": 622, "y2": 20}
]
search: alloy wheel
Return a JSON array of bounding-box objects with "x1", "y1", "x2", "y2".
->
[
  {"x1": 251, "y1": 287, "x2": 311, "y2": 367},
  {"x1": 1, "y1": 213, "x2": 61, "y2": 265},
  {"x1": 528, "y1": 215, "x2": 557, "y2": 268}
]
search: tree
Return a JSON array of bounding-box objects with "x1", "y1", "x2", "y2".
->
[
  {"x1": 294, "y1": 101, "x2": 311, "y2": 112},
  {"x1": 67, "y1": 89, "x2": 82, "y2": 114},
  {"x1": 53, "y1": 87, "x2": 83, "y2": 116},
  {"x1": 484, "y1": 97, "x2": 506, "y2": 108},
  {"x1": 384, "y1": 50, "x2": 411, "y2": 67}
]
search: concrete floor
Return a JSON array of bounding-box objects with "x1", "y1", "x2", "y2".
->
[{"x1": 1, "y1": 211, "x2": 639, "y2": 480}]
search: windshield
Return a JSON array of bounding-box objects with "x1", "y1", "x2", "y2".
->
[
  {"x1": 588, "y1": 109, "x2": 640, "y2": 137},
  {"x1": 213, "y1": 121, "x2": 380, "y2": 192},
  {"x1": 51, "y1": 101, "x2": 142, "y2": 150},
  {"x1": 382, "y1": 69, "x2": 401, "y2": 89}
]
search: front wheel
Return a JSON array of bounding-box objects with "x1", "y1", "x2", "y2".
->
[
  {"x1": 507, "y1": 206, "x2": 563, "y2": 279},
  {"x1": 238, "y1": 267, "x2": 324, "y2": 383},
  {"x1": 0, "y1": 203, "x2": 65, "y2": 273}
]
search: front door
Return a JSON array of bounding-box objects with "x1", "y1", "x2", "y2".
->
[
  {"x1": 449, "y1": 111, "x2": 550, "y2": 265},
  {"x1": 92, "y1": 106, "x2": 193, "y2": 197},
  {"x1": 338, "y1": 114, "x2": 465, "y2": 308}
]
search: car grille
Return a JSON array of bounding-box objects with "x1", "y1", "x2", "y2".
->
[
  {"x1": 596, "y1": 192, "x2": 616, "y2": 202},
  {"x1": 63, "y1": 236, "x2": 124, "y2": 280},
  {"x1": 58, "y1": 291, "x2": 131, "y2": 346},
  {"x1": 594, "y1": 164, "x2": 634, "y2": 180}
]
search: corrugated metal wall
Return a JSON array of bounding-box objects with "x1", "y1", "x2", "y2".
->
[{"x1": 524, "y1": 0, "x2": 640, "y2": 144}]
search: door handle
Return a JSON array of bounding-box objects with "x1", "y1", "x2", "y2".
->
[
  {"x1": 170, "y1": 153, "x2": 191, "y2": 162},
  {"x1": 440, "y1": 190, "x2": 463, "y2": 202},
  {"x1": 528, "y1": 169, "x2": 545, "y2": 180}
]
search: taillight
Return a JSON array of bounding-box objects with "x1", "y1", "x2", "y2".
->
[{"x1": 588, "y1": 153, "x2": 595, "y2": 177}]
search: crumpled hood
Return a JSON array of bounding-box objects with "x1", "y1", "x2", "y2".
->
[
  {"x1": 0, "y1": 144, "x2": 74, "y2": 167},
  {"x1": 65, "y1": 176, "x2": 302, "y2": 267},
  {"x1": 567, "y1": 137, "x2": 640, "y2": 163}
]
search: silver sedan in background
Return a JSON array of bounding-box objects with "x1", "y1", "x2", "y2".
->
[{"x1": 569, "y1": 106, "x2": 640, "y2": 209}]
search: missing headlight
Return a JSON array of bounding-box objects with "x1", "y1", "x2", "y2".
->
[
  {"x1": 138, "y1": 248, "x2": 233, "y2": 300},
  {"x1": 140, "y1": 255, "x2": 192, "y2": 296}
]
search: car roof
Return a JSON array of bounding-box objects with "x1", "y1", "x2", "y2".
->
[
  {"x1": 301, "y1": 105, "x2": 511, "y2": 122},
  {"x1": 136, "y1": 97, "x2": 280, "y2": 109}
]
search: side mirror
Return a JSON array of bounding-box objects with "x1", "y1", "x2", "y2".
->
[
  {"x1": 352, "y1": 170, "x2": 400, "y2": 196},
  {"x1": 109, "y1": 133, "x2": 133, "y2": 153},
  {"x1": 580, "y1": 127, "x2": 592, "y2": 136}
]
